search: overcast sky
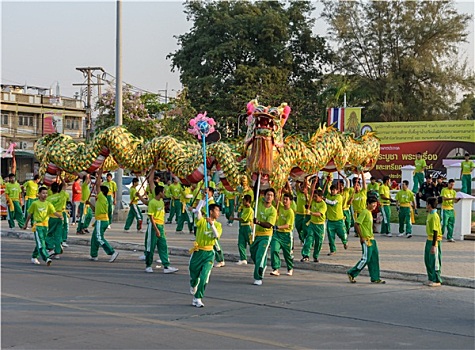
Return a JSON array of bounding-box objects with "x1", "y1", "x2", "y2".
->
[{"x1": 2, "y1": 0, "x2": 474, "y2": 101}]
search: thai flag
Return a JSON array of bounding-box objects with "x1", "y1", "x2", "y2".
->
[{"x1": 327, "y1": 108, "x2": 345, "y2": 131}]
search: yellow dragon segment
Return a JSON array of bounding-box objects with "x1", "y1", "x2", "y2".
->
[{"x1": 35, "y1": 100, "x2": 380, "y2": 190}]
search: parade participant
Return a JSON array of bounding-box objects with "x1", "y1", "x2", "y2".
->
[
  {"x1": 189, "y1": 203, "x2": 222, "y2": 308},
  {"x1": 440, "y1": 179, "x2": 460, "y2": 242},
  {"x1": 233, "y1": 194, "x2": 253, "y2": 265},
  {"x1": 379, "y1": 176, "x2": 392, "y2": 237},
  {"x1": 23, "y1": 175, "x2": 40, "y2": 221},
  {"x1": 166, "y1": 177, "x2": 182, "y2": 224},
  {"x1": 237, "y1": 176, "x2": 254, "y2": 211},
  {"x1": 59, "y1": 181, "x2": 70, "y2": 247},
  {"x1": 424, "y1": 197, "x2": 443, "y2": 287},
  {"x1": 86, "y1": 169, "x2": 119, "y2": 262},
  {"x1": 23, "y1": 186, "x2": 62, "y2": 266},
  {"x1": 270, "y1": 193, "x2": 295, "y2": 276},
  {"x1": 123, "y1": 178, "x2": 143, "y2": 233},
  {"x1": 435, "y1": 176, "x2": 447, "y2": 203},
  {"x1": 416, "y1": 176, "x2": 436, "y2": 208},
  {"x1": 5, "y1": 173, "x2": 25, "y2": 229},
  {"x1": 45, "y1": 182, "x2": 66, "y2": 257},
  {"x1": 300, "y1": 189, "x2": 326, "y2": 263},
  {"x1": 460, "y1": 152, "x2": 474, "y2": 195},
  {"x1": 325, "y1": 184, "x2": 349, "y2": 255},
  {"x1": 71, "y1": 177, "x2": 82, "y2": 224},
  {"x1": 103, "y1": 173, "x2": 117, "y2": 227},
  {"x1": 219, "y1": 182, "x2": 238, "y2": 227},
  {"x1": 395, "y1": 180, "x2": 417, "y2": 238},
  {"x1": 347, "y1": 196, "x2": 385, "y2": 284},
  {"x1": 339, "y1": 174, "x2": 353, "y2": 236},
  {"x1": 367, "y1": 177, "x2": 380, "y2": 194},
  {"x1": 76, "y1": 174, "x2": 93, "y2": 235},
  {"x1": 412, "y1": 152, "x2": 427, "y2": 193},
  {"x1": 351, "y1": 171, "x2": 367, "y2": 237},
  {"x1": 138, "y1": 184, "x2": 179, "y2": 274},
  {"x1": 294, "y1": 179, "x2": 310, "y2": 244},
  {"x1": 176, "y1": 184, "x2": 193, "y2": 234},
  {"x1": 250, "y1": 188, "x2": 277, "y2": 286}
]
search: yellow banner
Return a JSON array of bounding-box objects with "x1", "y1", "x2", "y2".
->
[
  {"x1": 344, "y1": 108, "x2": 362, "y2": 136},
  {"x1": 361, "y1": 120, "x2": 475, "y2": 144}
]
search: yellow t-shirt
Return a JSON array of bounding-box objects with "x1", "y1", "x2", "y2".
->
[
  {"x1": 379, "y1": 185, "x2": 390, "y2": 205},
  {"x1": 276, "y1": 205, "x2": 295, "y2": 233},
  {"x1": 130, "y1": 187, "x2": 139, "y2": 205},
  {"x1": 148, "y1": 198, "x2": 165, "y2": 224},
  {"x1": 255, "y1": 199, "x2": 277, "y2": 236},
  {"x1": 356, "y1": 209, "x2": 374, "y2": 240},
  {"x1": 395, "y1": 189, "x2": 414, "y2": 207},
  {"x1": 46, "y1": 192, "x2": 67, "y2": 217},
  {"x1": 169, "y1": 183, "x2": 182, "y2": 199},
  {"x1": 415, "y1": 158, "x2": 427, "y2": 173},
  {"x1": 325, "y1": 194, "x2": 344, "y2": 221},
  {"x1": 295, "y1": 190, "x2": 308, "y2": 215},
  {"x1": 195, "y1": 217, "x2": 222, "y2": 248},
  {"x1": 239, "y1": 206, "x2": 254, "y2": 227},
  {"x1": 103, "y1": 180, "x2": 117, "y2": 196},
  {"x1": 24, "y1": 180, "x2": 38, "y2": 199},
  {"x1": 352, "y1": 189, "x2": 367, "y2": 213},
  {"x1": 461, "y1": 160, "x2": 475, "y2": 174},
  {"x1": 95, "y1": 192, "x2": 109, "y2": 221},
  {"x1": 81, "y1": 182, "x2": 90, "y2": 202},
  {"x1": 5, "y1": 182, "x2": 21, "y2": 201},
  {"x1": 440, "y1": 188, "x2": 456, "y2": 210},
  {"x1": 309, "y1": 200, "x2": 326, "y2": 225},
  {"x1": 426, "y1": 210, "x2": 442, "y2": 241},
  {"x1": 28, "y1": 200, "x2": 56, "y2": 225}
]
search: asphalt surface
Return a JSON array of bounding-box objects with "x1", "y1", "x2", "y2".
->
[{"x1": 2, "y1": 238, "x2": 474, "y2": 350}]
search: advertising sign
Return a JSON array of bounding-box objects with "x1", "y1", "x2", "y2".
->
[{"x1": 361, "y1": 120, "x2": 475, "y2": 180}]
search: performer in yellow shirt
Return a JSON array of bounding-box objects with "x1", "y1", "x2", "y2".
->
[
  {"x1": 5, "y1": 173, "x2": 25, "y2": 229},
  {"x1": 123, "y1": 178, "x2": 144, "y2": 233},
  {"x1": 22, "y1": 175, "x2": 40, "y2": 221},
  {"x1": 460, "y1": 152, "x2": 474, "y2": 195},
  {"x1": 395, "y1": 180, "x2": 416, "y2": 238},
  {"x1": 412, "y1": 152, "x2": 427, "y2": 193},
  {"x1": 424, "y1": 197, "x2": 443, "y2": 287},
  {"x1": 103, "y1": 173, "x2": 117, "y2": 226},
  {"x1": 440, "y1": 179, "x2": 460, "y2": 242}
]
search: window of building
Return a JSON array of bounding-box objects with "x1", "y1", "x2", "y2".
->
[
  {"x1": 1, "y1": 113, "x2": 8, "y2": 125},
  {"x1": 18, "y1": 113, "x2": 34, "y2": 127},
  {"x1": 65, "y1": 117, "x2": 80, "y2": 130}
]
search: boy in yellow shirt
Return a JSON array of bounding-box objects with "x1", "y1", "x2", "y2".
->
[
  {"x1": 233, "y1": 194, "x2": 253, "y2": 265},
  {"x1": 22, "y1": 174, "x2": 40, "y2": 221},
  {"x1": 440, "y1": 179, "x2": 460, "y2": 242},
  {"x1": 424, "y1": 197, "x2": 443, "y2": 287},
  {"x1": 395, "y1": 180, "x2": 416, "y2": 238},
  {"x1": 301, "y1": 190, "x2": 327, "y2": 263},
  {"x1": 460, "y1": 152, "x2": 474, "y2": 195},
  {"x1": 270, "y1": 193, "x2": 295, "y2": 276}
]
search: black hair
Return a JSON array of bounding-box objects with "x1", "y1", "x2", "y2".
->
[
  {"x1": 51, "y1": 182, "x2": 60, "y2": 193},
  {"x1": 448, "y1": 179, "x2": 455, "y2": 184},
  {"x1": 264, "y1": 188, "x2": 276, "y2": 196},
  {"x1": 315, "y1": 189, "x2": 324, "y2": 197},
  {"x1": 417, "y1": 152, "x2": 422, "y2": 155},
  {"x1": 155, "y1": 185, "x2": 164, "y2": 196},
  {"x1": 283, "y1": 193, "x2": 292, "y2": 200},
  {"x1": 132, "y1": 178, "x2": 139, "y2": 184},
  {"x1": 426, "y1": 197, "x2": 438, "y2": 209},
  {"x1": 367, "y1": 196, "x2": 378, "y2": 204},
  {"x1": 243, "y1": 194, "x2": 252, "y2": 202},
  {"x1": 383, "y1": 176, "x2": 390, "y2": 183},
  {"x1": 370, "y1": 177, "x2": 375, "y2": 181},
  {"x1": 208, "y1": 187, "x2": 215, "y2": 195},
  {"x1": 209, "y1": 203, "x2": 220, "y2": 212},
  {"x1": 106, "y1": 173, "x2": 112, "y2": 178},
  {"x1": 402, "y1": 180, "x2": 409, "y2": 186},
  {"x1": 329, "y1": 184, "x2": 337, "y2": 191},
  {"x1": 38, "y1": 186, "x2": 48, "y2": 193},
  {"x1": 100, "y1": 185, "x2": 109, "y2": 196},
  {"x1": 8, "y1": 173, "x2": 15, "y2": 178},
  {"x1": 33, "y1": 175, "x2": 40, "y2": 180}
]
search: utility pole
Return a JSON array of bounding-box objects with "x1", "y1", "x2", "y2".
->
[
  {"x1": 157, "y1": 83, "x2": 168, "y2": 104},
  {"x1": 73, "y1": 66, "x2": 104, "y2": 140},
  {"x1": 115, "y1": 0, "x2": 123, "y2": 211}
]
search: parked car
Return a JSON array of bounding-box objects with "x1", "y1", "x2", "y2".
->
[{"x1": 121, "y1": 187, "x2": 147, "y2": 213}]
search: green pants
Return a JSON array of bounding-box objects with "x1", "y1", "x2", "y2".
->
[
  {"x1": 224, "y1": 199, "x2": 235, "y2": 224},
  {"x1": 77, "y1": 202, "x2": 92, "y2": 233},
  {"x1": 461, "y1": 174, "x2": 472, "y2": 195},
  {"x1": 46, "y1": 217, "x2": 63, "y2": 255},
  {"x1": 62, "y1": 211, "x2": 69, "y2": 242},
  {"x1": 347, "y1": 239, "x2": 381, "y2": 281},
  {"x1": 270, "y1": 231, "x2": 294, "y2": 271},
  {"x1": 302, "y1": 223, "x2": 325, "y2": 259},
  {"x1": 214, "y1": 240, "x2": 224, "y2": 263},
  {"x1": 167, "y1": 199, "x2": 181, "y2": 223},
  {"x1": 295, "y1": 214, "x2": 310, "y2": 243},
  {"x1": 380, "y1": 205, "x2": 391, "y2": 234},
  {"x1": 90, "y1": 220, "x2": 115, "y2": 257},
  {"x1": 176, "y1": 207, "x2": 192, "y2": 232},
  {"x1": 424, "y1": 240, "x2": 442, "y2": 283},
  {"x1": 106, "y1": 195, "x2": 114, "y2": 224},
  {"x1": 441, "y1": 209, "x2": 455, "y2": 240},
  {"x1": 23, "y1": 198, "x2": 37, "y2": 221},
  {"x1": 237, "y1": 225, "x2": 252, "y2": 261},
  {"x1": 343, "y1": 209, "x2": 352, "y2": 235},
  {"x1": 8, "y1": 200, "x2": 25, "y2": 228},
  {"x1": 398, "y1": 207, "x2": 412, "y2": 234},
  {"x1": 412, "y1": 172, "x2": 425, "y2": 193},
  {"x1": 124, "y1": 204, "x2": 143, "y2": 230},
  {"x1": 31, "y1": 226, "x2": 51, "y2": 262},
  {"x1": 250, "y1": 235, "x2": 271, "y2": 281},
  {"x1": 189, "y1": 250, "x2": 214, "y2": 299},
  {"x1": 144, "y1": 223, "x2": 170, "y2": 268},
  {"x1": 327, "y1": 219, "x2": 348, "y2": 253}
]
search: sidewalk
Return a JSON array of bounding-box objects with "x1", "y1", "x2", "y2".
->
[{"x1": 2, "y1": 218, "x2": 474, "y2": 288}]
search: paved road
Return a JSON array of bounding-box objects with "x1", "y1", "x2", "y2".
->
[{"x1": 2, "y1": 238, "x2": 474, "y2": 349}]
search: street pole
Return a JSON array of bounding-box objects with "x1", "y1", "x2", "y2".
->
[{"x1": 115, "y1": 0, "x2": 123, "y2": 211}]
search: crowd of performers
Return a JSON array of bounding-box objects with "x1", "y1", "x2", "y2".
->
[{"x1": 2, "y1": 164, "x2": 463, "y2": 308}]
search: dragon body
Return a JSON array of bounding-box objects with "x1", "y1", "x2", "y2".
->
[{"x1": 35, "y1": 100, "x2": 379, "y2": 189}]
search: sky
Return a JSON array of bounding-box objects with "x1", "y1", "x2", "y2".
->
[{"x1": 1, "y1": 0, "x2": 474, "y2": 102}]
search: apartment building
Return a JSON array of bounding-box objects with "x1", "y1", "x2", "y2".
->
[{"x1": 1, "y1": 85, "x2": 86, "y2": 182}]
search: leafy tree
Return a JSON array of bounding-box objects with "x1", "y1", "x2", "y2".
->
[
  {"x1": 94, "y1": 84, "x2": 161, "y2": 140},
  {"x1": 168, "y1": 0, "x2": 332, "y2": 136},
  {"x1": 321, "y1": 0, "x2": 475, "y2": 121}
]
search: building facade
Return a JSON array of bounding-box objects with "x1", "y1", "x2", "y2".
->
[{"x1": 1, "y1": 85, "x2": 86, "y2": 182}]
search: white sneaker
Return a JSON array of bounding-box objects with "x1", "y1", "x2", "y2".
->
[
  {"x1": 145, "y1": 267, "x2": 153, "y2": 273},
  {"x1": 236, "y1": 260, "x2": 248, "y2": 265},
  {"x1": 54, "y1": 255, "x2": 60, "y2": 260},
  {"x1": 89, "y1": 256, "x2": 98, "y2": 261},
  {"x1": 227, "y1": 223, "x2": 233, "y2": 227},
  {"x1": 109, "y1": 251, "x2": 119, "y2": 263},
  {"x1": 190, "y1": 285, "x2": 197, "y2": 295},
  {"x1": 48, "y1": 250, "x2": 54, "y2": 255},
  {"x1": 253, "y1": 279, "x2": 263, "y2": 286},
  {"x1": 214, "y1": 261, "x2": 225, "y2": 268},
  {"x1": 31, "y1": 258, "x2": 40, "y2": 265},
  {"x1": 138, "y1": 254, "x2": 146, "y2": 261},
  {"x1": 138, "y1": 229, "x2": 144, "y2": 234},
  {"x1": 124, "y1": 229, "x2": 130, "y2": 233},
  {"x1": 192, "y1": 298, "x2": 204, "y2": 308},
  {"x1": 46, "y1": 258, "x2": 52, "y2": 266},
  {"x1": 164, "y1": 266, "x2": 178, "y2": 274},
  {"x1": 270, "y1": 269, "x2": 280, "y2": 276},
  {"x1": 386, "y1": 233, "x2": 392, "y2": 237},
  {"x1": 61, "y1": 242, "x2": 69, "y2": 248},
  {"x1": 286, "y1": 269, "x2": 293, "y2": 276},
  {"x1": 156, "y1": 259, "x2": 162, "y2": 263},
  {"x1": 107, "y1": 225, "x2": 111, "y2": 229},
  {"x1": 447, "y1": 238, "x2": 456, "y2": 242},
  {"x1": 10, "y1": 227, "x2": 15, "y2": 231},
  {"x1": 407, "y1": 234, "x2": 412, "y2": 239},
  {"x1": 397, "y1": 233, "x2": 404, "y2": 237}
]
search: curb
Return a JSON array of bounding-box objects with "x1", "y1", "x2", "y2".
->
[{"x1": 3, "y1": 230, "x2": 473, "y2": 289}]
